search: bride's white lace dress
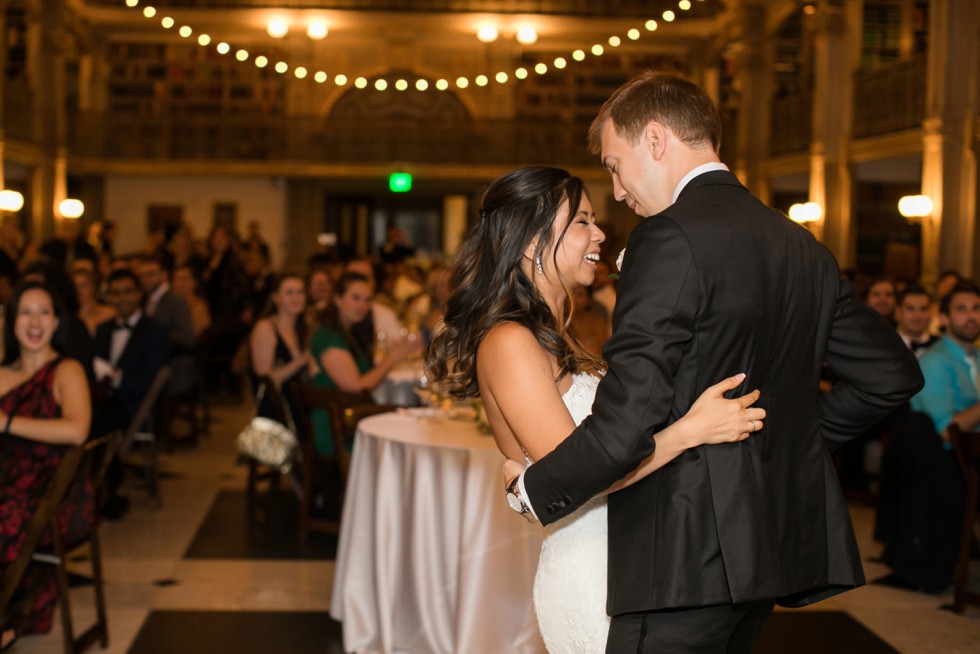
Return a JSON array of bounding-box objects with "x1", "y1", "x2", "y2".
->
[{"x1": 532, "y1": 372, "x2": 609, "y2": 653}]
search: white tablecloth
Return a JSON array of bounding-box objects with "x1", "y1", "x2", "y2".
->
[{"x1": 330, "y1": 411, "x2": 546, "y2": 654}]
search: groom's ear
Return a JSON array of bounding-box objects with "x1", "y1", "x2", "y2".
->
[{"x1": 644, "y1": 121, "x2": 669, "y2": 160}]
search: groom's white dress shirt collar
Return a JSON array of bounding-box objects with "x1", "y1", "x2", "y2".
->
[{"x1": 671, "y1": 162, "x2": 730, "y2": 205}]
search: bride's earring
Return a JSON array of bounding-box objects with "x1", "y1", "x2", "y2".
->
[{"x1": 535, "y1": 256, "x2": 544, "y2": 275}]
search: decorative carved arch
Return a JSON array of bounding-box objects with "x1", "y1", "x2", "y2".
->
[{"x1": 323, "y1": 71, "x2": 472, "y2": 123}]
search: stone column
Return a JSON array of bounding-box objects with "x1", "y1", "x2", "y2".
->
[
  {"x1": 918, "y1": 0, "x2": 979, "y2": 288},
  {"x1": 30, "y1": 0, "x2": 70, "y2": 239},
  {"x1": 807, "y1": 0, "x2": 860, "y2": 268},
  {"x1": 723, "y1": 0, "x2": 773, "y2": 203},
  {"x1": 442, "y1": 195, "x2": 467, "y2": 258}
]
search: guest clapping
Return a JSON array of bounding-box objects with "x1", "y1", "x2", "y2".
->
[
  {"x1": 0, "y1": 281, "x2": 92, "y2": 647},
  {"x1": 310, "y1": 272, "x2": 421, "y2": 454},
  {"x1": 249, "y1": 274, "x2": 310, "y2": 425}
]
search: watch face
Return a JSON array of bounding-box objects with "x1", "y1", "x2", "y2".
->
[{"x1": 506, "y1": 492, "x2": 523, "y2": 513}]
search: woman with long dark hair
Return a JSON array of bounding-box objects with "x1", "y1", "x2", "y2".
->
[
  {"x1": 309, "y1": 272, "x2": 421, "y2": 455},
  {"x1": 427, "y1": 167, "x2": 764, "y2": 652},
  {"x1": 248, "y1": 274, "x2": 310, "y2": 426},
  {"x1": 0, "y1": 281, "x2": 92, "y2": 649}
]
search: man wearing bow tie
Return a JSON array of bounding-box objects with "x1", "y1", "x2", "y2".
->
[
  {"x1": 93, "y1": 268, "x2": 170, "y2": 518},
  {"x1": 94, "y1": 268, "x2": 170, "y2": 422}
]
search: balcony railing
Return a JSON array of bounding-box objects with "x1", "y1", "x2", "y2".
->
[
  {"x1": 853, "y1": 56, "x2": 926, "y2": 138},
  {"x1": 68, "y1": 112, "x2": 598, "y2": 167}
]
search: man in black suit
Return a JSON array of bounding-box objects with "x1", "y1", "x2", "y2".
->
[
  {"x1": 93, "y1": 268, "x2": 170, "y2": 518},
  {"x1": 505, "y1": 73, "x2": 923, "y2": 651},
  {"x1": 94, "y1": 268, "x2": 170, "y2": 420},
  {"x1": 137, "y1": 255, "x2": 196, "y2": 396}
]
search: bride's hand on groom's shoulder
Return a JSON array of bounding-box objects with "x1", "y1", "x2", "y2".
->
[{"x1": 683, "y1": 373, "x2": 765, "y2": 448}]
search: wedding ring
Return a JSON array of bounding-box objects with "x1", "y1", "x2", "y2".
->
[{"x1": 749, "y1": 420, "x2": 756, "y2": 431}]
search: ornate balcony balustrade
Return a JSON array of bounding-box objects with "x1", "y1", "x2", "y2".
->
[
  {"x1": 853, "y1": 55, "x2": 926, "y2": 138},
  {"x1": 68, "y1": 111, "x2": 597, "y2": 168},
  {"x1": 769, "y1": 91, "x2": 813, "y2": 156}
]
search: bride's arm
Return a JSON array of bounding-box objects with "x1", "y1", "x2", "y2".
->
[
  {"x1": 601, "y1": 374, "x2": 764, "y2": 495},
  {"x1": 500, "y1": 369, "x2": 766, "y2": 495},
  {"x1": 476, "y1": 323, "x2": 580, "y2": 463}
]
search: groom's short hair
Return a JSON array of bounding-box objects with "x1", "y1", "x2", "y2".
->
[{"x1": 587, "y1": 71, "x2": 722, "y2": 155}]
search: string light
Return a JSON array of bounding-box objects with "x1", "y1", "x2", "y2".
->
[{"x1": 120, "y1": 2, "x2": 705, "y2": 92}]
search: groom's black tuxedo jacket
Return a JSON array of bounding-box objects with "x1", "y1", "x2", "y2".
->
[{"x1": 524, "y1": 170, "x2": 923, "y2": 615}]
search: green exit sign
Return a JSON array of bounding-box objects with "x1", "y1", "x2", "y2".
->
[{"x1": 389, "y1": 172, "x2": 412, "y2": 192}]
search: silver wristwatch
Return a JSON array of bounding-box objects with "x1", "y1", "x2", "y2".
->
[{"x1": 506, "y1": 475, "x2": 535, "y2": 522}]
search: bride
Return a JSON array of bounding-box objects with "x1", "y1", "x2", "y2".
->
[{"x1": 427, "y1": 167, "x2": 765, "y2": 652}]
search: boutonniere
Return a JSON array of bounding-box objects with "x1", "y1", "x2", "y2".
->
[{"x1": 608, "y1": 248, "x2": 625, "y2": 280}]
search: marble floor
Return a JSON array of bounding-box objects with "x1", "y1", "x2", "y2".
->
[{"x1": 10, "y1": 397, "x2": 980, "y2": 654}]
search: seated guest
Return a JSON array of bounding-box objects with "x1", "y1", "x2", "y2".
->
[
  {"x1": 895, "y1": 284, "x2": 940, "y2": 355},
  {"x1": 864, "y1": 276, "x2": 898, "y2": 324},
  {"x1": 171, "y1": 264, "x2": 211, "y2": 339},
  {"x1": 912, "y1": 280, "x2": 980, "y2": 436},
  {"x1": 93, "y1": 269, "x2": 170, "y2": 518},
  {"x1": 243, "y1": 243, "x2": 275, "y2": 324},
  {"x1": 344, "y1": 257, "x2": 403, "y2": 343},
  {"x1": 306, "y1": 268, "x2": 333, "y2": 318},
  {"x1": 38, "y1": 218, "x2": 96, "y2": 271},
  {"x1": 882, "y1": 280, "x2": 980, "y2": 591},
  {"x1": 0, "y1": 281, "x2": 91, "y2": 648},
  {"x1": 93, "y1": 269, "x2": 170, "y2": 420},
  {"x1": 310, "y1": 272, "x2": 420, "y2": 455},
  {"x1": 72, "y1": 268, "x2": 115, "y2": 337},
  {"x1": 137, "y1": 255, "x2": 196, "y2": 396},
  {"x1": 249, "y1": 274, "x2": 310, "y2": 427}
]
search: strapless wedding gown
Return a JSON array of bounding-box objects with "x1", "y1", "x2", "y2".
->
[{"x1": 532, "y1": 373, "x2": 610, "y2": 653}]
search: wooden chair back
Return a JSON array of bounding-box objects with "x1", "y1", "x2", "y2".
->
[
  {"x1": 119, "y1": 366, "x2": 171, "y2": 506},
  {"x1": 291, "y1": 384, "x2": 394, "y2": 544},
  {"x1": 948, "y1": 422, "x2": 980, "y2": 613}
]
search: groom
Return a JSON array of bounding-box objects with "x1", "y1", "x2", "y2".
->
[{"x1": 505, "y1": 73, "x2": 923, "y2": 651}]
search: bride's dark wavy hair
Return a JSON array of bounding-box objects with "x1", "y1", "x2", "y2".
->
[{"x1": 426, "y1": 166, "x2": 603, "y2": 398}]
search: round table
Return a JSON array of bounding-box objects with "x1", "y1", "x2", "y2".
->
[{"x1": 330, "y1": 410, "x2": 546, "y2": 654}]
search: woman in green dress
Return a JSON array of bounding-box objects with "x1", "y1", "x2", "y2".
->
[{"x1": 310, "y1": 272, "x2": 421, "y2": 454}]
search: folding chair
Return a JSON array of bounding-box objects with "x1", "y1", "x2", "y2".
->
[
  {"x1": 949, "y1": 422, "x2": 980, "y2": 613},
  {"x1": 292, "y1": 384, "x2": 396, "y2": 544},
  {"x1": 119, "y1": 366, "x2": 171, "y2": 506},
  {"x1": 0, "y1": 446, "x2": 87, "y2": 653}
]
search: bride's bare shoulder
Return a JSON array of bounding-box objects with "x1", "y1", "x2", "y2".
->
[{"x1": 478, "y1": 322, "x2": 542, "y2": 362}]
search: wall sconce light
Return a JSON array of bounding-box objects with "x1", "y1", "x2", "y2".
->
[
  {"x1": 516, "y1": 27, "x2": 538, "y2": 45},
  {"x1": 477, "y1": 25, "x2": 499, "y2": 43},
  {"x1": 0, "y1": 189, "x2": 24, "y2": 213},
  {"x1": 788, "y1": 202, "x2": 822, "y2": 223},
  {"x1": 267, "y1": 19, "x2": 289, "y2": 39},
  {"x1": 898, "y1": 195, "x2": 933, "y2": 221},
  {"x1": 307, "y1": 20, "x2": 328, "y2": 40},
  {"x1": 58, "y1": 198, "x2": 85, "y2": 219}
]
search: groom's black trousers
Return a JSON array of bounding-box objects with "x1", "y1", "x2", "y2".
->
[{"x1": 606, "y1": 599, "x2": 775, "y2": 654}]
